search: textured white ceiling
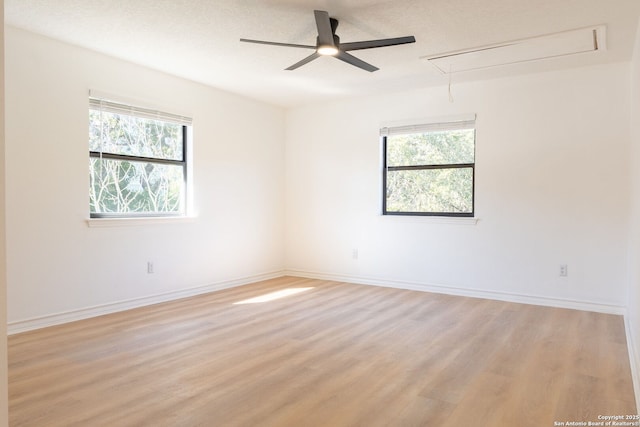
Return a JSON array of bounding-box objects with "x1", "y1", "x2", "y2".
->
[{"x1": 5, "y1": 0, "x2": 640, "y2": 107}]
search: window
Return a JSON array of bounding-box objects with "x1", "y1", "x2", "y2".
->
[
  {"x1": 381, "y1": 116, "x2": 476, "y2": 217},
  {"x1": 89, "y1": 97, "x2": 192, "y2": 218}
]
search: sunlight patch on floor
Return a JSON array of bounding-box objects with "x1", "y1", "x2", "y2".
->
[{"x1": 233, "y1": 287, "x2": 314, "y2": 304}]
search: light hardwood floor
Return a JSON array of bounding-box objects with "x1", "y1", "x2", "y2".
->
[{"x1": 9, "y1": 277, "x2": 637, "y2": 426}]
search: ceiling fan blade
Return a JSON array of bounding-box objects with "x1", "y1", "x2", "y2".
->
[
  {"x1": 336, "y1": 51, "x2": 379, "y2": 72},
  {"x1": 285, "y1": 52, "x2": 321, "y2": 70},
  {"x1": 340, "y1": 36, "x2": 416, "y2": 51},
  {"x1": 240, "y1": 39, "x2": 316, "y2": 49},
  {"x1": 314, "y1": 10, "x2": 336, "y2": 47}
]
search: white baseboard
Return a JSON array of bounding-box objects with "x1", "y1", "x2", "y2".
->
[
  {"x1": 8, "y1": 270, "x2": 285, "y2": 335},
  {"x1": 284, "y1": 269, "x2": 626, "y2": 315},
  {"x1": 11, "y1": 268, "x2": 626, "y2": 329},
  {"x1": 624, "y1": 315, "x2": 640, "y2": 414}
]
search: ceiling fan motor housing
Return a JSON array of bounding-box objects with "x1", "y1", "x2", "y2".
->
[{"x1": 317, "y1": 34, "x2": 340, "y2": 49}]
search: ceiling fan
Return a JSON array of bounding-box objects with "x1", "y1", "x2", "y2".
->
[{"x1": 240, "y1": 10, "x2": 416, "y2": 72}]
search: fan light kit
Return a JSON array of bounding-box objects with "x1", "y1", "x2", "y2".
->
[
  {"x1": 240, "y1": 10, "x2": 416, "y2": 72},
  {"x1": 317, "y1": 45, "x2": 339, "y2": 56}
]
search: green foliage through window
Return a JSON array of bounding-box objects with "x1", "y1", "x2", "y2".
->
[{"x1": 383, "y1": 123, "x2": 475, "y2": 216}]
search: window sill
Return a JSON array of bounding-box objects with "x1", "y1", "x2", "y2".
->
[
  {"x1": 86, "y1": 216, "x2": 196, "y2": 228},
  {"x1": 380, "y1": 215, "x2": 479, "y2": 225}
]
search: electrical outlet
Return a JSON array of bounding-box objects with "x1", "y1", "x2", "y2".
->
[
  {"x1": 352, "y1": 249, "x2": 359, "y2": 260},
  {"x1": 147, "y1": 261, "x2": 154, "y2": 274},
  {"x1": 559, "y1": 264, "x2": 568, "y2": 277}
]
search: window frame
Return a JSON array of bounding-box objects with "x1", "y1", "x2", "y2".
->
[
  {"x1": 88, "y1": 96, "x2": 191, "y2": 219},
  {"x1": 381, "y1": 118, "x2": 476, "y2": 218}
]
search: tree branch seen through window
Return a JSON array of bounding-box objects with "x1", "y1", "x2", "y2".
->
[
  {"x1": 88, "y1": 99, "x2": 190, "y2": 218},
  {"x1": 382, "y1": 123, "x2": 475, "y2": 217}
]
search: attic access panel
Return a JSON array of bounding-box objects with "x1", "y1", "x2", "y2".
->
[{"x1": 423, "y1": 25, "x2": 606, "y2": 74}]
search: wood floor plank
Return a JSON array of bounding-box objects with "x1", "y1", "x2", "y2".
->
[{"x1": 8, "y1": 277, "x2": 637, "y2": 426}]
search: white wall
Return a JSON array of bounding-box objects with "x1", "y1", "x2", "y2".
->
[
  {"x1": 285, "y1": 62, "x2": 631, "y2": 308},
  {"x1": 5, "y1": 27, "x2": 286, "y2": 326},
  {"x1": 0, "y1": 1, "x2": 9, "y2": 424},
  {"x1": 627, "y1": 16, "x2": 640, "y2": 404},
  {"x1": 4, "y1": 23, "x2": 634, "y2": 328}
]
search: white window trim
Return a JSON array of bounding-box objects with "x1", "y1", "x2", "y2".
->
[
  {"x1": 380, "y1": 113, "x2": 476, "y2": 135},
  {"x1": 88, "y1": 90, "x2": 194, "y2": 220},
  {"x1": 380, "y1": 113, "x2": 477, "y2": 217},
  {"x1": 377, "y1": 215, "x2": 479, "y2": 225},
  {"x1": 86, "y1": 216, "x2": 196, "y2": 228}
]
